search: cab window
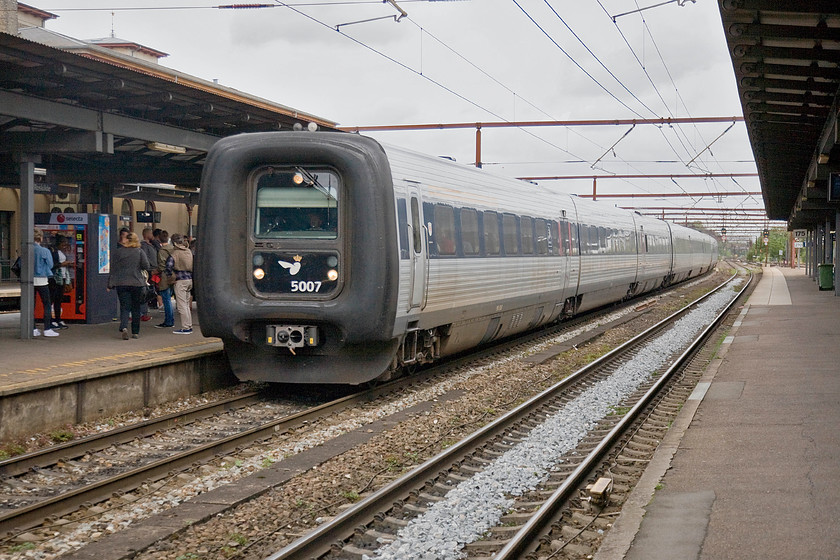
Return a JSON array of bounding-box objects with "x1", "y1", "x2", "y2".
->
[{"x1": 254, "y1": 166, "x2": 339, "y2": 239}]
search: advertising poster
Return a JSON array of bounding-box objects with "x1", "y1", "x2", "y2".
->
[{"x1": 98, "y1": 214, "x2": 110, "y2": 273}]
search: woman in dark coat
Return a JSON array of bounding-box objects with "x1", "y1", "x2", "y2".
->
[{"x1": 108, "y1": 232, "x2": 151, "y2": 339}]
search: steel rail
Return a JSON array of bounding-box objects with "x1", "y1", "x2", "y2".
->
[
  {"x1": 0, "y1": 380, "x2": 408, "y2": 536},
  {"x1": 0, "y1": 269, "x2": 722, "y2": 539},
  {"x1": 265, "y1": 272, "x2": 741, "y2": 560},
  {"x1": 0, "y1": 276, "x2": 670, "y2": 537},
  {"x1": 0, "y1": 392, "x2": 262, "y2": 478},
  {"x1": 494, "y1": 272, "x2": 752, "y2": 559}
]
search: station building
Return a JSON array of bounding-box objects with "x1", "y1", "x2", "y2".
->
[{"x1": 0, "y1": 1, "x2": 338, "y2": 290}]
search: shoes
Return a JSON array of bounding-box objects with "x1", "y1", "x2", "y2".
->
[
  {"x1": 56, "y1": 321, "x2": 68, "y2": 330},
  {"x1": 173, "y1": 328, "x2": 193, "y2": 335},
  {"x1": 154, "y1": 323, "x2": 174, "y2": 329},
  {"x1": 33, "y1": 329, "x2": 41, "y2": 337},
  {"x1": 131, "y1": 334, "x2": 139, "y2": 339},
  {"x1": 121, "y1": 327, "x2": 129, "y2": 340},
  {"x1": 43, "y1": 329, "x2": 59, "y2": 337},
  {"x1": 140, "y1": 315, "x2": 152, "y2": 322}
]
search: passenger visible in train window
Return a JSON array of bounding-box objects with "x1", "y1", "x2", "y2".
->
[
  {"x1": 437, "y1": 234, "x2": 456, "y2": 255},
  {"x1": 307, "y1": 212, "x2": 325, "y2": 230}
]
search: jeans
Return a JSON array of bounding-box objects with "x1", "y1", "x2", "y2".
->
[
  {"x1": 159, "y1": 286, "x2": 174, "y2": 326},
  {"x1": 34, "y1": 284, "x2": 54, "y2": 330},
  {"x1": 48, "y1": 279, "x2": 63, "y2": 323},
  {"x1": 116, "y1": 285, "x2": 144, "y2": 335}
]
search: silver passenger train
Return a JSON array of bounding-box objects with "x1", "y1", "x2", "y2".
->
[{"x1": 196, "y1": 132, "x2": 718, "y2": 384}]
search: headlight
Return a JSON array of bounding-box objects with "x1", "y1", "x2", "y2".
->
[{"x1": 253, "y1": 268, "x2": 265, "y2": 280}]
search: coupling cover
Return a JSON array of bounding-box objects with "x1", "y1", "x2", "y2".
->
[{"x1": 266, "y1": 325, "x2": 319, "y2": 348}]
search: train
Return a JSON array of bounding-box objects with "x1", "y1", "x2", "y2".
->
[{"x1": 196, "y1": 132, "x2": 718, "y2": 384}]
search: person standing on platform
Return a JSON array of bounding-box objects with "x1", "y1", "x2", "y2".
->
[
  {"x1": 151, "y1": 228, "x2": 163, "y2": 251},
  {"x1": 166, "y1": 233, "x2": 194, "y2": 335},
  {"x1": 32, "y1": 229, "x2": 59, "y2": 337},
  {"x1": 154, "y1": 230, "x2": 175, "y2": 329},
  {"x1": 48, "y1": 235, "x2": 72, "y2": 330},
  {"x1": 108, "y1": 232, "x2": 151, "y2": 340},
  {"x1": 139, "y1": 227, "x2": 157, "y2": 319}
]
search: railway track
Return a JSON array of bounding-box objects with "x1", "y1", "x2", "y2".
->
[
  {"x1": 0, "y1": 269, "x2": 727, "y2": 551},
  {"x1": 263, "y1": 272, "x2": 749, "y2": 560}
]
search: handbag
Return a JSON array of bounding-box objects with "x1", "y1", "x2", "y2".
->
[
  {"x1": 140, "y1": 269, "x2": 155, "y2": 302},
  {"x1": 11, "y1": 257, "x2": 21, "y2": 278}
]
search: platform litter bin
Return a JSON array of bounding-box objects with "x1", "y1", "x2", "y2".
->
[{"x1": 817, "y1": 263, "x2": 834, "y2": 291}]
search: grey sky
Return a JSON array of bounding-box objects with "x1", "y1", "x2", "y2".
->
[{"x1": 42, "y1": 0, "x2": 764, "y2": 227}]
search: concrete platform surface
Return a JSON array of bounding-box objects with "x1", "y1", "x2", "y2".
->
[
  {"x1": 597, "y1": 267, "x2": 840, "y2": 560},
  {"x1": 0, "y1": 304, "x2": 223, "y2": 397}
]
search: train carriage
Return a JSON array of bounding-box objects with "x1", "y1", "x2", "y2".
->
[{"x1": 197, "y1": 132, "x2": 717, "y2": 384}]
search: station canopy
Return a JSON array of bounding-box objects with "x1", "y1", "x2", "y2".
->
[
  {"x1": 0, "y1": 30, "x2": 339, "y2": 205},
  {"x1": 718, "y1": 0, "x2": 840, "y2": 228}
]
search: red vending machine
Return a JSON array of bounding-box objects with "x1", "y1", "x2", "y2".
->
[{"x1": 34, "y1": 213, "x2": 118, "y2": 324}]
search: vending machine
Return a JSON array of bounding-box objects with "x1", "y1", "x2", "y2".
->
[{"x1": 34, "y1": 213, "x2": 117, "y2": 324}]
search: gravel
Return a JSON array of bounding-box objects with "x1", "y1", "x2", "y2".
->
[
  {"x1": 364, "y1": 282, "x2": 738, "y2": 560},
  {"x1": 0, "y1": 271, "x2": 732, "y2": 560}
]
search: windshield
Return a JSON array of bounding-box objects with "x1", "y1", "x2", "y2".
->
[{"x1": 254, "y1": 166, "x2": 339, "y2": 239}]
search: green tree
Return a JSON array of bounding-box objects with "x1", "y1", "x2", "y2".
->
[{"x1": 748, "y1": 228, "x2": 788, "y2": 263}]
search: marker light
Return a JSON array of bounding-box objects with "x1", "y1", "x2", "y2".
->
[
  {"x1": 253, "y1": 268, "x2": 265, "y2": 280},
  {"x1": 327, "y1": 269, "x2": 338, "y2": 281},
  {"x1": 293, "y1": 172, "x2": 304, "y2": 185}
]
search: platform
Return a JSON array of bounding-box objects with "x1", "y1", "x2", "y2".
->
[
  {"x1": 0, "y1": 305, "x2": 231, "y2": 441},
  {"x1": 596, "y1": 266, "x2": 840, "y2": 560}
]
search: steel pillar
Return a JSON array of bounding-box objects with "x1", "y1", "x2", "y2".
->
[{"x1": 18, "y1": 156, "x2": 38, "y2": 340}]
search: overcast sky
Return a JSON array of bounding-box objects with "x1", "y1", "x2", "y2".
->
[{"x1": 41, "y1": 0, "x2": 769, "y2": 234}]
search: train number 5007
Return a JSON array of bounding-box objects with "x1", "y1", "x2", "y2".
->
[{"x1": 290, "y1": 281, "x2": 322, "y2": 293}]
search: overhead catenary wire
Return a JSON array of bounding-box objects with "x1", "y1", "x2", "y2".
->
[
  {"x1": 594, "y1": 0, "x2": 704, "y2": 169},
  {"x1": 509, "y1": 0, "x2": 647, "y2": 120},
  {"x1": 45, "y1": 1, "x2": 449, "y2": 11},
  {"x1": 538, "y1": 0, "x2": 660, "y2": 118},
  {"x1": 49, "y1": 0, "x2": 758, "y2": 216},
  {"x1": 269, "y1": 0, "x2": 594, "y2": 163}
]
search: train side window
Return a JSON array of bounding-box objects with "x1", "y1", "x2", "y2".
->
[
  {"x1": 410, "y1": 197, "x2": 422, "y2": 254},
  {"x1": 555, "y1": 220, "x2": 565, "y2": 256},
  {"x1": 435, "y1": 205, "x2": 456, "y2": 256},
  {"x1": 568, "y1": 222, "x2": 579, "y2": 255},
  {"x1": 521, "y1": 217, "x2": 534, "y2": 255},
  {"x1": 502, "y1": 213, "x2": 519, "y2": 255},
  {"x1": 535, "y1": 218, "x2": 548, "y2": 255},
  {"x1": 484, "y1": 211, "x2": 500, "y2": 255},
  {"x1": 580, "y1": 225, "x2": 590, "y2": 255},
  {"x1": 460, "y1": 208, "x2": 480, "y2": 256}
]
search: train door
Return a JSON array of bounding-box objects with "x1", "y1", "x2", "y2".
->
[
  {"x1": 565, "y1": 203, "x2": 581, "y2": 298},
  {"x1": 407, "y1": 188, "x2": 428, "y2": 310},
  {"x1": 636, "y1": 222, "x2": 647, "y2": 281}
]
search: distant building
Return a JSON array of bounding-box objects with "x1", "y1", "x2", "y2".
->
[
  {"x1": 84, "y1": 36, "x2": 168, "y2": 64},
  {"x1": 15, "y1": 2, "x2": 57, "y2": 29}
]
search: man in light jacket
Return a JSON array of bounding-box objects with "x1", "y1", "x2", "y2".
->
[{"x1": 166, "y1": 233, "x2": 194, "y2": 335}]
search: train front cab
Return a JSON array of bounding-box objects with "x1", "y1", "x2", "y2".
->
[{"x1": 196, "y1": 132, "x2": 401, "y2": 384}]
